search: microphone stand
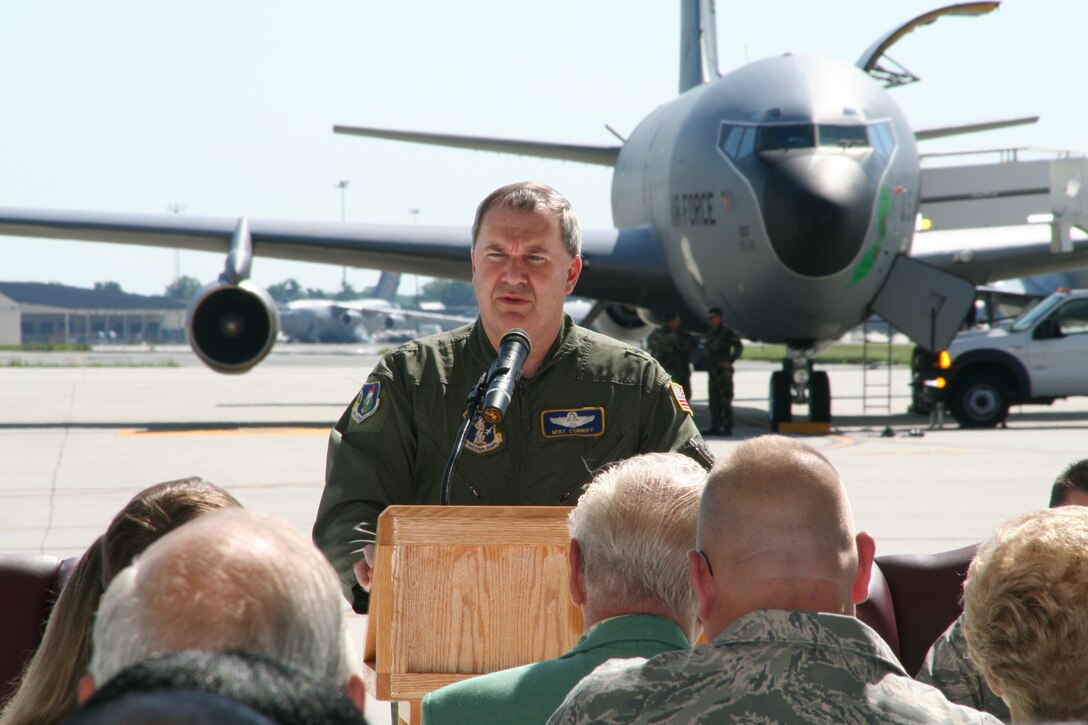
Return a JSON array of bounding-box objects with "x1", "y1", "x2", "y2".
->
[{"x1": 439, "y1": 370, "x2": 488, "y2": 505}]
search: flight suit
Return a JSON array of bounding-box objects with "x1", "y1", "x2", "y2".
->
[
  {"x1": 314, "y1": 316, "x2": 712, "y2": 606},
  {"x1": 649, "y1": 327, "x2": 696, "y2": 400},
  {"x1": 703, "y1": 325, "x2": 744, "y2": 434}
]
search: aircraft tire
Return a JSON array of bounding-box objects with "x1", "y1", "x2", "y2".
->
[
  {"x1": 949, "y1": 373, "x2": 1009, "y2": 428},
  {"x1": 770, "y1": 370, "x2": 793, "y2": 431},
  {"x1": 809, "y1": 371, "x2": 831, "y2": 423}
]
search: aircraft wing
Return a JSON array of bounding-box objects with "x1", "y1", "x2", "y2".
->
[
  {"x1": 0, "y1": 207, "x2": 681, "y2": 310},
  {"x1": 913, "y1": 230, "x2": 1088, "y2": 287},
  {"x1": 0, "y1": 207, "x2": 475, "y2": 282}
]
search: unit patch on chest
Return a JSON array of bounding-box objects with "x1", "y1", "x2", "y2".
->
[
  {"x1": 464, "y1": 412, "x2": 504, "y2": 454},
  {"x1": 541, "y1": 407, "x2": 605, "y2": 439}
]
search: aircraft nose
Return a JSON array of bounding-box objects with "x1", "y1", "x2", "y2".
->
[{"x1": 761, "y1": 154, "x2": 872, "y2": 277}]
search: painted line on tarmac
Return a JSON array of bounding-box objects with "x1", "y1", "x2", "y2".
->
[{"x1": 120, "y1": 427, "x2": 327, "y2": 437}]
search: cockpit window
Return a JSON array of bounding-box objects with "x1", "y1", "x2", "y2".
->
[
  {"x1": 718, "y1": 120, "x2": 895, "y2": 164},
  {"x1": 817, "y1": 124, "x2": 869, "y2": 148},
  {"x1": 757, "y1": 124, "x2": 815, "y2": 151}
]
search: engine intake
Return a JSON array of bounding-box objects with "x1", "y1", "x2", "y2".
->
[{"x1": 186, "y1": 280, "x2": 279, "y2": 374}]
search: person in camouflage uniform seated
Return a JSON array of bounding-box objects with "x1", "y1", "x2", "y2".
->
[
  {"x1": 649, "y1": 312, "x2": 696, "y2": 401},
  {"x1": 962, "y1": 506, "x2": 1088, "y2": 723},
  {"x1": 702, "y1": 307, "x2": 743, "y2": 436},
  {"x1": 917, "y1": 458, "x2": 1088, "y2": 722},
  {"x1": 549, "y1": 435, "x2": 999, "y2": 725}
]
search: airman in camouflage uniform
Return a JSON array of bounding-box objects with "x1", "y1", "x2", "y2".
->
[
  {"x1": 548, "y1": 609, "x2": 999, "y2": 724},
  {"x1": 917, "y1": 615, "x2": 1010, "y2": 720},
  {"x1": 548, "y1": 436, "x2": 1000, "y2": 724},
  {"x1": 649, "y1": 312, "x2": 695, "y2": 400},
  {"x1": 702, "y1": 307, "x2": 743, "y2": 436}
]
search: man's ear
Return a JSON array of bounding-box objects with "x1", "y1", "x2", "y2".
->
[
  {"x1": 852, "y1": 531, "x2": 876, "y2": 605},
  {"x1": 568, "y1": 539, "x2": 587, "y2": 607},
  {"x1": 344, "y1": 673, "x2": 367, "y2": 713},
  {"x1": 77, "y1": 673, "x2": 96, "y2": 705},
  {"x1": 689, "y1": 549, "x2": 716, "y2": 626},
  {"x1": 565, "y1": 255, "x2": 583, "y2": 295}
]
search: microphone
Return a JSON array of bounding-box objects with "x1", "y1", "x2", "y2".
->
[{"x1": 481, "y1": 328, "x2": 532, "y2": 425}]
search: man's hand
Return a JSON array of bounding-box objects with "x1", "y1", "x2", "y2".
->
[{"x1": 352, "y1": 543, "x2": 376, "y2": 591}]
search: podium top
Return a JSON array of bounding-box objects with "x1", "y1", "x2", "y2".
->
[{"x1": 377, "y1": 505, "x2": 575, "y2": 546}]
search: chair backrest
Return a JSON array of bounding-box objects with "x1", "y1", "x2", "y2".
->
[
  {"x1": 0, "y1": 554, "x2": 79, "y2": 703},
  {"x1": 857, "y1": 544, "x2": 978, "y2": 676}
]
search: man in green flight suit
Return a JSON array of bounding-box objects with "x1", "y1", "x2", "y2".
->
[
  {"x1": 313, "y1": 181, "x2": 713, "y2": 612},
  {"x1": 703, "y1": 307, "x2": 744, "y2": 436},
  {"x1": 649, "y1": 311, "x2": 695, "y2": 401}
]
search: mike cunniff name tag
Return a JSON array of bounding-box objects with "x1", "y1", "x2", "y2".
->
[{"x1": 541, "y1": 408, "x2": 605, "y2": 438}]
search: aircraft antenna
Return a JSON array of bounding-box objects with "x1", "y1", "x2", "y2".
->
[{"x1": 604, "y1": 125, "x2": 627, "y2": 143}]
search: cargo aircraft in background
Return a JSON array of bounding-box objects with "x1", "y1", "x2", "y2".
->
[
  {"x1": 1, "y1": 0, "x2": 1086, "y2": 429},
  {"x1": 278, "y1": 271, "x2": 474, "y2": 343}
]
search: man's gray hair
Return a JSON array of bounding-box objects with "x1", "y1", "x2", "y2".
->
[
  {"x1": 89, "y1": 509, "x2": 359, "y2": 688},
  {"x1": 568, "y1": 452, "x2": 704, "y2": 620},
  {"x1": 471, "y1": 181, "x2": 582, "y2": 257}
]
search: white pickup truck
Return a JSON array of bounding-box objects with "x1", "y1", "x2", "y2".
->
[{"x1": 921, "y1": 289, "x2": 1088, "y2": 427}]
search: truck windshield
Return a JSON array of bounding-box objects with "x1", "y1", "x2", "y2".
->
[{"x1": 1011, "y1": 294, "x2": 1066, "y2": 332}]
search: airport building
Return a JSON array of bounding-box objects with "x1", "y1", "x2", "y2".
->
[{"x1": 0, "y1": 282, "x2": 186, "y2": 346}]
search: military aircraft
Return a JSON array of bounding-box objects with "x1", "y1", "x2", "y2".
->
[
  {"x1": 278, "y1": 272, "x2": 473, "y2": 343},
  {"x1": 1, "y1": 1, "x2": 1086, "y2": 430}
]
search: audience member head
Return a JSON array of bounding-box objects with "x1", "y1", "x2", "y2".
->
[
  {"x1": 63, "y1": 690, "x2": 276, "y2": 725},
  {"x1": 84, "y1": 509, "x2": 364, "y2": 710},
  {"x1": 73, "y1": 650, "x2": 367, "y2": 725},
  {"x1": 1048, "y1": 459, "x2": 1088, "y2": 508},
  {"x1": 962, "y1": 507, "x2": 1088, "y2": 723},
  {"x1": 0, "y1": 477, "x2": 240, "y2": 725},
  {"x1": 101, "y1": 476, "x2": 241, "y2": 584},
  {"x1": 692, "y1": 435, "x2": 874, "y2": 639},
  {"x1": 567, "y1": 452, "x2": 705, "y2": 639},
  {"x1": 471, "y1": 180, "x2": 581, "y2": 257}
]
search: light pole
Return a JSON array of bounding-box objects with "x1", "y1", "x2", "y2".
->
[
  {"x1": 336, "y1": 180, "x2": 350, "y2": 222},
  {"x1": 167, "y1": 203, "x2": 186, "y2": 281},
  {"x1": 336, "y1": 181, "x2": 350, "y2": 291}
]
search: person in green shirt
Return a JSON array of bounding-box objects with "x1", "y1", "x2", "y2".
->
[
  {"x1": 421, "y1": 451, "x2": 703, "y2": 725},
  {"x1": 313, "y1": 181, "x2": 712, "y2": 611}
]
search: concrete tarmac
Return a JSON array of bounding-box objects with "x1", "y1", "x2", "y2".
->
[{"x1": 4, "y1": 343, "x2": 1086, "y2": 721}]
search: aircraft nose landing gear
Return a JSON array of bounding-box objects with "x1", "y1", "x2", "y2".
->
[{"x1": 769, "y1": 348, "x2": 831, "y2": 432}]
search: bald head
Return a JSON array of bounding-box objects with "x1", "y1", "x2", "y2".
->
[
  {"x1": 89, "y1": 509, "x2": 358, "y2": 689},
  {"x1": 693, "y1": 436, "x2": 872, "y2": 635}
]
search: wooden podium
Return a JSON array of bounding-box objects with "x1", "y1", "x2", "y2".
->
[{"x1": 361, "y1": 505, "x2": 584, "y2": 722}]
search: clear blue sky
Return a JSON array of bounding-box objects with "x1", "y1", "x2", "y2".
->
[{"x1": 0, "y1": 1, "x2": 1083, "y2": 296}]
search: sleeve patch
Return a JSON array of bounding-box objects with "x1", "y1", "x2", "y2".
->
[
  {"x1": 670, "y1": 382, "x2": 692, "y2": 414},
  {"x1": 350, "y1": 382, "x2": 381, "y2": 424}
]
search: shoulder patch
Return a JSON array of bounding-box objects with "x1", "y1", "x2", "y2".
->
[
  {"x1": 541, "y1": 407, "x2": 605, "y2": 439},
  {"x1": 670, "y1": 382, "x2": 692, "y2": 414},
  {"x1": 350, "y1": 382, "x2": 381, "y2": 424},
  {"x1": 464, "y1": 413, "x2": 504, "y2": 454}
]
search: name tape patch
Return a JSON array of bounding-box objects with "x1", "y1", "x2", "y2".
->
[{"x1": 542, "y1": 407, "x2": 605, "y2": 439}]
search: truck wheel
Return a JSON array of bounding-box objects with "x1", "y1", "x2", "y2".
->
[{"x1": 949, "y1": 374, "x2": 1009, "y2": 428}]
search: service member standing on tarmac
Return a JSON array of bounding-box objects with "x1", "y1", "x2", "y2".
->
[
  {"x1": 313, "y1": 181, "x2": 713, "y2": 612},
  {"x1": 703, "y1": 307, "x2": 743, "y2": 437},
  {"x1": 650, "y1": 312, "x2": 696, "y2": 402}
]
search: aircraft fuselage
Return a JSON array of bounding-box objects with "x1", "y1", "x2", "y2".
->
[{"x1": 613, "y1": 54, "x2": 919, "y2": 345}]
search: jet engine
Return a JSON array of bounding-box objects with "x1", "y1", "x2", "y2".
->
[
  {"x1": 186, "y1": 280, "x2": 279, "y2": 373},
  {"x1": 591, "y1": 304, "x2": 657, "y2": 343}
]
